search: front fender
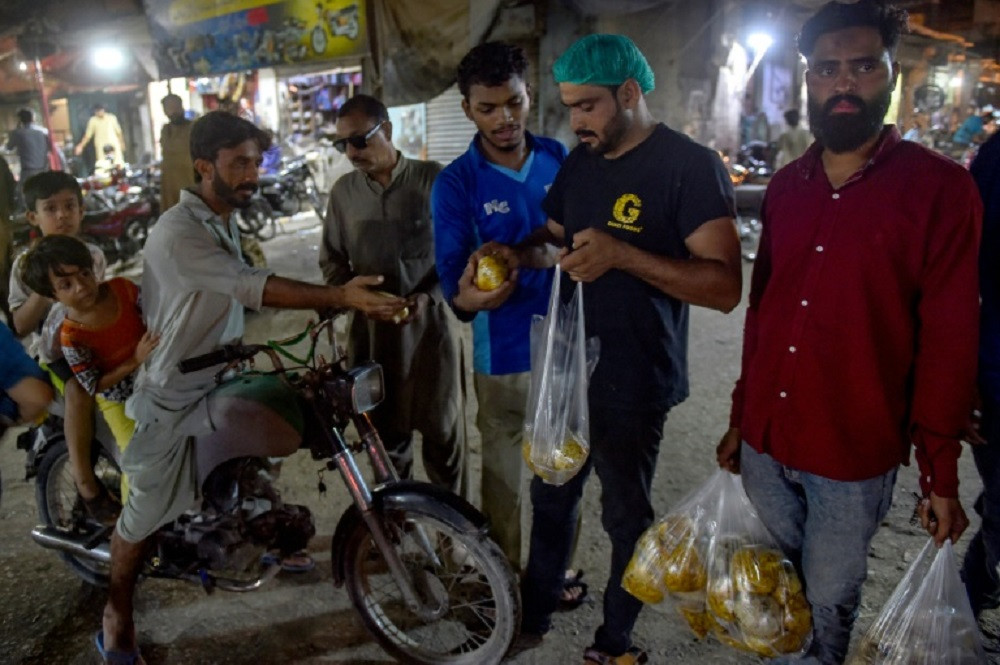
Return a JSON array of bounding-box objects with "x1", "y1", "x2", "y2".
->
[{"x1": 330, "y1": 480, "x2": 489, "y2": 586}]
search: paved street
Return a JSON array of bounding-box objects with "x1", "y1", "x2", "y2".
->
[{"x1": 0, "y1": 212, "x2": 994, "y2": 664}]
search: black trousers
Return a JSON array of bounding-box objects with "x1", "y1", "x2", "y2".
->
[{"x1": 521, "y1": 405, "x2": 667, "y2": 656}]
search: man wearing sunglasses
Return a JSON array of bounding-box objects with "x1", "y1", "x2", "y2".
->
[{"x1": 319, "y1": 94, "x2": 467, "y2": 497}]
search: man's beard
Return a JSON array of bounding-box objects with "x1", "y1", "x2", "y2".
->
[
  {"x1": 808, "y1": 86, "x2": 892, "y2": 153},
  {"x1": 212, "y1": 171, "x2": 256, "y2": 209},
  {"x1": 580, "y1": 105, "x2": 630, "y2": 155}
]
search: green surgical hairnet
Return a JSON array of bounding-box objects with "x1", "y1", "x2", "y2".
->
[{"x1": 553, "y1": 34, "x2": 655, "y2": 94}]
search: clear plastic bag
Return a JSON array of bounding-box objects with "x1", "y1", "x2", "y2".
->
[
  {"x1": 704, "y1": 471, "x2": 812, "y2": 657},
  {"x1": 847, "y1": 538, "x2": 986, "y2": 665},
  {"x1": 522, "y1": 266, "x2": 599, "y2": 486},
  {"x1": 622, "y1": 470, "x2": 724, "y2": 637}
]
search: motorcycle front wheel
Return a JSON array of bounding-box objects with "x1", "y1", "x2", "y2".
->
[
  {"x1": 342, "y1": 504, "x2": 519, "y2": 665},
  {"x1": 35, "y1": 440, "x2": 122, "y2": 587},
  {"x1": 235, "y1": 199, "x2": 275, "y2": 241}
]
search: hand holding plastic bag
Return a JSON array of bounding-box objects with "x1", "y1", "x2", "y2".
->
[
  {"x1": 522, "y1": 266, "x2": 599, "y2": 485},
  {"x1": 704, "y1": 471, "x2": 812, "y2": 657},
  {"x1": 847, "y1": 538, "x2": 986, "y2": 664}
]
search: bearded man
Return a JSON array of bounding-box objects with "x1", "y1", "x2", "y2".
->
[
  {"x1": 518, "y1": 34, "x2": 743, "y2": 665},
  {"x1": 716, "y1": 2, "x2": 981, "y2": 663},
  {"x1": 98, "y1": 111, "x2": 403, "y2": 663}
]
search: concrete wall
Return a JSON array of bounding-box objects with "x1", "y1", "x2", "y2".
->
[{"x1": 537, "y1": 0, "x2": 747, "y2": 153}]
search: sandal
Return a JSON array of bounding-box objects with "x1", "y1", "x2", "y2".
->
[
  {"x1": 261, "y1": 550, "x2": 316, "y2": 573},
  {"x1": 94, "y1": 630, "x2": 146, "y2": 665},
  {"x1": 558, "y1": 569, "x2": 592, "y2": 612},
  {"x1": 80, "y1": 485, "x2": 121, "y2": 527},
  {"x1": 582, "y1": 646, "x2": 648, "y2": 665}
]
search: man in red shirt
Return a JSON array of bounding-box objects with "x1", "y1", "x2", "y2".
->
[{"x1": 717, "y1": 2, "x2": 980, "y2": 663}]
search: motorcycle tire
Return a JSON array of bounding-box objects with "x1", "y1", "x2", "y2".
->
[
  {"x1": 305, "y1": 178, "x2": 327, "y2": 224},
  {"x1": 240, "y1": 236, "x2": 268, "y2": 269},
  {"x1": 124, "y1": 218, "x2": 150, "y2": 249},
  {"x1": 35, "y1": 440, "x2": 122, "y2": 587},
  {"x1": 235, "y1": 200, "x2": 275, "y2": 241},
  {"x1": 341, "y1": 502, "x2": 519, "y2": 665}
]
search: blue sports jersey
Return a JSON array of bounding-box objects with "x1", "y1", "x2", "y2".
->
[{"x1": 432, "y1": 132, "x2": 567, "y2": 375}]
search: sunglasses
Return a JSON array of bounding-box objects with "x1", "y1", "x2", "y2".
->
[{"x1": 333, "y1": 121, "x2": 385, "y2": 153}]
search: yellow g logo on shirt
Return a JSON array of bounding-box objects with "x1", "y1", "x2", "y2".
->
[{"x1": 608, "y1": 193, "x2": 643, "y2": 233}]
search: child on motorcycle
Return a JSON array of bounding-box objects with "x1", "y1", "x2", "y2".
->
[
  {"x1": 20, "y1": 234, "x2": 158, "y2": 502},
  {"x1": 7, "y1": 171, "x2": 117, "y2": 524}
]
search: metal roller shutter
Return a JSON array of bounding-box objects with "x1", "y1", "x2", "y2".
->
[{"x1": 426, "y1": 85, "x2": 476, "y2": 165}]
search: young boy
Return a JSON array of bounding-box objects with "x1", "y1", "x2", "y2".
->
[
  {"x1": 7, "y1": 171, "x2": 117, "y2": 523},
  {"x1": 21, "y1": 236, "x2": 157, "y2": 479}
]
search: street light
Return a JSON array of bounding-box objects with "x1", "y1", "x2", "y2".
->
[
  {"x1": 747, "y1": 32, "x2": 774, "y2": 54},
  {"x1": 92, "y1": 46, "x2": 124, "y2": 70},
  {"x1": 18, "y1": 61, "x2": 27, "y2": 72},
  {"x1": 745, "y1": 31, "x2": 774, "y2": 84}
]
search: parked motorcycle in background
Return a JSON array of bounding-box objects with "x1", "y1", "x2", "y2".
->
[
  {"x1": 77, "y1": 166, "x2": 157, "y2": 265},
  {"x1": 234, "y1": 156, "x2": 327, "y2": 241}
]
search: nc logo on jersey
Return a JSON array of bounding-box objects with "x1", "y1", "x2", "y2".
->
[
  {"x1": 483, "y1": 199, "x2": 510, "y2": 215},
  {"x1": 608, "y1": 193, "x2": 643, "y2": 233}
]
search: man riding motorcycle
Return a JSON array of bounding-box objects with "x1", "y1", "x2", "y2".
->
[{"x1": 98, "y1": 110, "x2": 404, "y2": 664}]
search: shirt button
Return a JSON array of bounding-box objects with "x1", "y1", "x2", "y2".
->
[
  {"x1": 779, "y1": 391, "x2": 788, "y2": 398},
  {"x1": 789, "y1": 346, "x2": 797, "y2": 353},
  {"x1": 832, "y1": 193, "x2": 840, "y2": 200},
  {"x1": 816, "y1": 245, "x2": 824, "y2": 252},
  {"x1": 801, "y1": 300, "x2": 808, "y2": 306}
]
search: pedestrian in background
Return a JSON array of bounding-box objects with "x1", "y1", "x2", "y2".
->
[
  {"x1": 774, "y1": 108, "x2": 812, "y2": 169},
  {"x1": 74, "y1": 104, "x2": 125, "y2": 169},
  {"x1": 519, "y1": 34, "x2": 741, "y2": 664},
  {"x1": 159, "y1": 93, "x2": 194, "y2": 212},
  {"x1": 6, "y1": 108, "x2": 52, "y2": 187},
  {"x1": 718, "y1": 2, "x2": 980, "y2": 662}
]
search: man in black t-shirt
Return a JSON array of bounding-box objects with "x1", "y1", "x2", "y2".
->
[{"x1": 518, "y1": 34, "x2": 742, "y2": 664}]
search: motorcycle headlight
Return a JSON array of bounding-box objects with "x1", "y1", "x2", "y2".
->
[{"x1": 343, "y1": 363, "x2": 384, "y2": 413}]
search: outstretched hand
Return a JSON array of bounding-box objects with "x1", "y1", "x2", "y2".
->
[{"x1": 342, "y1": 275, "x2": 408, "y2": 322}]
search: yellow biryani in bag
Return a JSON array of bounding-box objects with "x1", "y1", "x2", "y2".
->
[{"x1": 521, "y1": 434, "x2": 588, "y2": 485}]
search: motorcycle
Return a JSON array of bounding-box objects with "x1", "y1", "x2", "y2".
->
[
  {"x1": 235, "y1": 157, "x2": 327, "y2": 240},
  {"x1": 79, "y1": 167, "x2": 157, "y2": 265},
  {"x1": 80, "y1": 198, "x2": 155, "y2": 266},
  {"x1": 18, "y1": 317, "x2": 520, "y2": 664}
]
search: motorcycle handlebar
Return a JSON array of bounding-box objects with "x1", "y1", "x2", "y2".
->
[{"x1": 177, "y1": 345, "x2": 257, "y2": 374}]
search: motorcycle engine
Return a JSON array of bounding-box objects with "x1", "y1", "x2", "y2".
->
[{"x1": 166, "y1": 458, "x2": 315, "y2": 573}]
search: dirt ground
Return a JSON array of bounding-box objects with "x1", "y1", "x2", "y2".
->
[{"x1": 0, "y1": 212, "x2": 997, "y2": 664}]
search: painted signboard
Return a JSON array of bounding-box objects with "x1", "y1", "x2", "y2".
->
[{"x1": 144, "y1": 0, "x2": 368, "y2": 77}]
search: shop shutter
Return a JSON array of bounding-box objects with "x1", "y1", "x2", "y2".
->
[{"x1": 426, "y1": 85, "x2": 476, "y2": 165}]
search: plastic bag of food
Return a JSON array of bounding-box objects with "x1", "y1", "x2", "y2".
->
[
  {"x1": 522, "y1": 266, "x2": 599, "y2": 485},
  {"x1": 847, "y1": 538, "x2": 985, "y2": 665},
  {"x1": 622, "y1": 470, "x2": 726, "y2": 637},
  {"x1": 705, "y1": 472, "x2": 812, "y2": 657}
]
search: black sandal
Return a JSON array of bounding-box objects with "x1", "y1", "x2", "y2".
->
[
  {"x1": 582, "y1": 646, "x2": 648, "y2": 664},
  {"x1": 557, "y1": 569, "x2": 592, "y2": 612}
]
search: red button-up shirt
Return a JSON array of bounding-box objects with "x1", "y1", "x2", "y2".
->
[{"x1": 731, "y1": 127, "x2": 981, "y2": 498}]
